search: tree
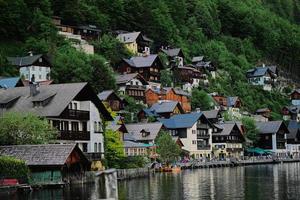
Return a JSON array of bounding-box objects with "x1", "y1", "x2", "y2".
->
[
  {"x1": 242, "y1": 116, "x2": 259, "y2": 144},
  {"x1": 123, "y1": 96, "x2": 145, "y2": 123},
  {"x1": 155, "y1": 131, "x2": 181, "y2": 164},
  {"x1": 104, "y1": 129, "x2": 124, "y2": 168},
  {"x1": 0, "y1": 112, "x2": 57, "y2": 145},
  {"x1": 160, "y1": 69, "x2": 173, "y2": 87},
  {"x1": 191, "y1": 89, "x2": 213, "y2": 110}
]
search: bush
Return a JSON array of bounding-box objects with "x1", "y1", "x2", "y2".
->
[
  {"x1": 0, "y1": 156, "x2": 29, "y2": 183},
  {"x1": 118, "y1": 156, "x2": 148, "y2": 169}
]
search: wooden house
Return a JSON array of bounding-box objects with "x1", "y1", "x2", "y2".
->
[
  {"x1": 291, "y1": 89, "x2": 300, "y2": 106},
  {"x1": 118, "y1": 55, "x2": 163, "y2": 82},
  {"x1": 98, "y1": 90, "x2": 125, "y2": 111},
  {"x1": 161, "y1": 48, "x2": 185, "y2": 67},
  {"x1": 0, "y1": 144, "x2": 90, "y2": 185}
]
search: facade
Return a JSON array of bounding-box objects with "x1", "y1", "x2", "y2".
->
[
  {"x1": 161, "y1": 48, "x2": 184, "y2": 67},
  {"x1": 291, "y1": 89, "x2": 300, "y2": 106},
  {"x1": 246, "y1": 65, "x2": 277, "y2": 91},
  {"x1": 118, "y1": 55, "x2": 163, "y2": 82},
  {"x1": 117, "y1": 31, "x2": 151, "y2": 56},
  {"x1": 286, "y1": 120, "x2": 300, "y2": 157},
  {"x1": 115, "y1": 73, "x2": 148, "y2": 103},
  {"x1": 98, "y1": 90, "x2": 125, "y2": 111},
  {"x1": 123, "y1": 141, "x2": 155, "y2": 157},
  {"x1": 138, "y1": 100, "x2": 185, "y2": 121},
  {"x1": 159, "y1": 112, "x2": 213, "y2": 159},
  {"x1": 0, "y1": 144, "x2": 90, "y2": 184},
  {"x1": 0, "y1": 82, "x2": 112, "y2": 159},
  {"x1": 145, "y1": 87, "x2": 191, "y2": 112},
  {"x1": 212, "y1": 122, "x2": 245, "y2": 159},
  {"x1": 256, "y1": 121, "x2": 289, "y2": 156},
  {"x1": 212, "y1": 95, "x2": 241, "y2": 113},
  {"x1": 7, "y1": 54, "x2": 52, "y2": 82}
]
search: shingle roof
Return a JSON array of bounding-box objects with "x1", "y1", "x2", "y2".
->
[
  {"x1": 202, "y1": 110, "x2": 220, "y2": 119},
  {"x1": 287, "y1": 120, "x2": 300, "y2": 139},
  {"x1": 213, "y1": 123, "x2": 238, "y2": 136},
  {"x1": 163, "y1": 87, "x2": 190, "y2": 97},
  {"x1": 98, "y1": 90, "x2": 114, "y2": 101},
  {"x1": 158, "y1": 112, "x2": 204, "y2": 129},
  {"x1": 7, "y1": 54, "x2": 43, "y2": 67},
  {"x1": 124, "y1": 122, "x2": 163, "y2": 142},
  {"x1": 0, "y1": 82, "x2": 112, "y2": 120},
  {"x1": 0, "y1": 77, "x2": 21, "y2": 88},
  {"x1": 123, "y1": 55, "x2": 158, "y2": 68},
  {"x1": 150, "y1": 101, "x2": 180, "y2": 114},
  {"x1": 115, "y1": 73, "x2": 148, "y2": 85},
  {"x1": 246, "y1": 66, "x2": 276, "y2": 78},
  {"x1": 0, "y1": 144, "x2": 89, "y2": 166},
  {"x1": 256, "y1": 121, "x2": 288, "y2": 134},
  {"x1": 161, "y1": 48, "x2": 182, "y2": 57},
  {"x1": 192, "y1": 56, "x2": 204, "y2": 63},
  {"x1": 284, "y1": 105, "x2": 300, "y2": 114},
  {"x1": 117, "y1": 32, "x2": 141, "y2": 43}
]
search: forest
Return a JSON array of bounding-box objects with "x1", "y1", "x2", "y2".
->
[{"x1": 0, "y1": 0, "x2": 299, "y2": 117}]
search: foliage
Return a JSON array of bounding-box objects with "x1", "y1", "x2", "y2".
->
[
  {"x1": 118, "y1": 156, "x2": 148, "y2": 169},
  {"x1": 155, "y1": 131, "x2": 181, "y2": 164},
  {"x1": 191, "y1": 88, "x2": 213, "y2": 110},
  {"x1": 160, "y1": 69, "x2": 173, "y2": 87},
  {"x1": 123, "y1": 95, "x2": 145, "y2": 123},
  {"x1": 0, "y1": 112, "x2": 57, "y2": 145},
  {"x1": 242, "y1": 116, "x2": 259, "y2": 143},
  {"x1": 104, "y1": 129, "x2": 124, "y2": 168},
  {"x1": 0, "y1": 156, "x2": 29, "y2": 182}
]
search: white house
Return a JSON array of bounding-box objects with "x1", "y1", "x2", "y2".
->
[{"x1": 246, "y1": 65, "x2": 277, "y2": 91}]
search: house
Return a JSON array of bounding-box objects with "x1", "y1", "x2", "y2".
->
[
  {"x1": 161, "y1": 48, "x2": 184, "y2": 67},
  {"x1": 290, "y1": 89, "x2": 300, "y2": 106},
  {"x1": 212, "y1": 95, "x2": 241, "y2": 112},
  {"x1": 73, "y1": 25, "x2": 101, "y2": 41},
  {"x1": 7, "y1": 53, "x2": 52, "y2": 83},
  {"x1": 286, "y1": 121, "x2": 300, "y2": 157},
  {"x1": 117, "y1": 31, "x2": 152, "y2": 56},
  {"x1": 192, "y1": 56, "x2": 216, "y2": 78},
  {"x1": 246, "y1": 65, "x2": 277, "y2": 91},
  {"x1": 123, "y1": 141, "x2": 155, "y2": 157},
  {"x1": 159, "y1": 112, "x2": 213, "y2": 159},
  {"x1": 0, "y1": 82, "x2": 112, "y2": 160},
  {"x1": 145, "y1": 87, "x2": 191, "y2": 112},
  {"x1": 212, "y1": 122, "x2": 245, "y2": 159},
  {"x1": 256, "y1": 121, "x2": 289, "y2": 156},
  {"x1": 115, "y1": 73, "x2": 148, "y2": 103},
  {"x1": 282, "y1": 105, "x2": 300, "y2": 122},
  {"x1": 255, "y1": 108, "x2": 271, "y2": 119},
  {"x1": 172, "y1": 65, "x2": 205, "y2": 92},
  {"x1": 0, "y1": 77, "x2": 24, "y2": 89},
  {"x1": 118, "y1": 54, "x2": 163, "y2": 82},
  {"x1": 202, "y1": 110, "x2": 222, "y2": 124},
  {"x1": 0, "y1": 144, "x2": 90, "y2": 184},
  {"x1": 138, "y1": 101, "x2": 185, "y2": 121},
  {"x1": 98, "y1": 90, "x2": 125, "y2": 111}
]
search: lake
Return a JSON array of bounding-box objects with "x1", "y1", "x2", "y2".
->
[{"x1": 3, "y1": 163, "x2": 300, "y2": 200}]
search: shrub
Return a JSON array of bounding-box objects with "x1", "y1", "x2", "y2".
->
[{"x1": 0, "y1": 156, "x2": 29, "y2": 183}]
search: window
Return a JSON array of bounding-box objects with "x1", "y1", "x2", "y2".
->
[
  {"x1": 94, "y1": 121, "x2": 98, "y2": 132},
  {"x1": 98, "y1": 143, "x2": 101, "y2": 152},
  {"x1": 39, "y1": 58, "x2": 42, "y2": 62},
  {"x1": 192, "y1": 140, "x2": 196, "y2": 144},
  {"x1": 69, "y1": 103, "x2": 72, "y2": 109},
  {"x1": 98, "y1": 122, "x2": 102, "y2": 132},
  {"x1": 192, "y1": 130, "x2": 196, "y2": 134},
  {"x1": 73, "y1": 103, "x2": 78, "y2": 110},
  {"x1": 94, "y1": 143, "x2": 97, "y2": 152},
  {"x1": 71, "y1": 122, "x2": 79, "y2": 131},
  {"x1": 82, "y1": 143, "x2": 88, "y2": 152}
]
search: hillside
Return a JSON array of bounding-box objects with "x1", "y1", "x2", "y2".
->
[{"x1": 0, "y1": 0, "x2": 299, "y2": 117}]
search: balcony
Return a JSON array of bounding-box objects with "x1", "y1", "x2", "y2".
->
[
  {"x1": 197, "y1": 145, "x2": 211, "y2": 150},
  {"x1": 60, "y1": 109, "x2": 89, "y2": 120},
  {"x1": 197, "y1": 134, "x2": 210, "y2": 139},
  {"x1": 84, "y1": 152, "x2": 104, "y2": 161},
  {"x1": 59, "y1": 130, "x2": 90, "y2": 140}
]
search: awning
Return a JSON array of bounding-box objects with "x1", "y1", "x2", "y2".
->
[{"x1": 246, "y1": 147, "x2": 273, "y2": 155}]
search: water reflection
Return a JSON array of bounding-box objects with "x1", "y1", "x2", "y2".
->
[{"x1": 2, "y1": 163, "x2": 300, "y2": 200}]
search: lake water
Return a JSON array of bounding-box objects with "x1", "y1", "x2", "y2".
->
[{"x1": 3, "y1": 163, "x2": 300, "y2": 200}]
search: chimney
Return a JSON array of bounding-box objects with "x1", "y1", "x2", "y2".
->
[
  {"x1": 29, "y1": 82, "x2": 40, "y2": 96},
  {"x1": 28, "y1": 51, "x2": 33, "y2": 56},
  {"x1": 196, "y1": 108, "x2": 201, "y2": 113}
]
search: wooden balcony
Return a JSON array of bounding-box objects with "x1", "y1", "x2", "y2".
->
[
  {"x1": 58, "y1": 130, "x2": 90, "y2": 140},
  {"x1": 60, "y1": 109, "x2": 89, "y2": 120}
]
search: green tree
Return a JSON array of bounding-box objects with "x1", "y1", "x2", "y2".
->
[
  {"x1": 242, "y1": 116, "x2": 259, "y2": 144},
  {"x1": 0, "y1": 112, "x2": 57, "y2": 145},
  {"x1": 104, "y1": 129, "x2": 124, "y2": 168},
  {"x1": 160, "y1": 69, "x2": 173, "y2": 87},
  {"x1": 191, "y1": 89, "x2": 213, "y2": 110},
  {"x1": 123, "y1": 96, "x2": 145, "y2": 123},
  {"x1": 155, "y1": 131, "x2": 181, "y2": 164}
]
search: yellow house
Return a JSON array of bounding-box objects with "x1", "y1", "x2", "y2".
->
[
  {"x1": 212, "y1": 122, "x2": 245, "y2": 159},
  {"x1": 117, "y1": 32, "x2": 151, "y2": 56}
]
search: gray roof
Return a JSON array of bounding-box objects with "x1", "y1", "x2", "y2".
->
[
  {"x1": 163, "y1": 87, "x2": 190, "y2": 97},
  {"x1": 117, "y1": 32, "x2": 141, "y2": 43},
  {"x1": 287, "y1": 121, "x2": 300, "y2": 140},
  {"x1": 256, "y1": 121, "x2": 288, "y2": 134},
  {"x1": 7, "y1": 54, "x2": 44, "y2": 67},
  {"x1": 192, "y1": 56, "x2": 204, "y2": 63},
  {"x1": 98, "y1": 90, "x2": 114, "y2": 101},
  {"x1": 150, "y1": 101, "x2": 180, "y2": 114},
  {"x1": 246, "y1": 66, "x2": 276, "y2": 78},
  {"x1": 0, "y1": 82, "x2": 112, "y2": 119},
  {"x1": 124, "y1": 122, "x2": 163, "y2": 142},
  {"x1": 0, "y1": 144, "x2": 88, "y2": 166},
  {"x1": 213, "y1": 122, "x2": 240, "y2": 136},
  {"x1": 161, "y1": 48, "x2": 182, "y2": 57},
  {"x1": 202, "y1": 110, "x2": 220, "y2": 119},
  {"x1": 123, "y1": 55, "x2": 158, "y2": 68},
  {"x1": 115, "y1": 73, "x2": 148, "y2": 85}
]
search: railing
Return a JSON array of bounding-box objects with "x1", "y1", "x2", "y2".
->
[
  {"x1": 59, "y1": 130, "x2": 90, "y2": 140},
  {"x1": 197, "y1": 135, "x2": 210, "y2": 139},
  {"x1": 84, "y1": 152, "x2": 104, "y2": 161},
  {"x1": 197, "y1": 145, "x2": 211, "y2": 150},
  {"x1": 60, "y1": 109, "x2": 89, "y2": 120}
]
